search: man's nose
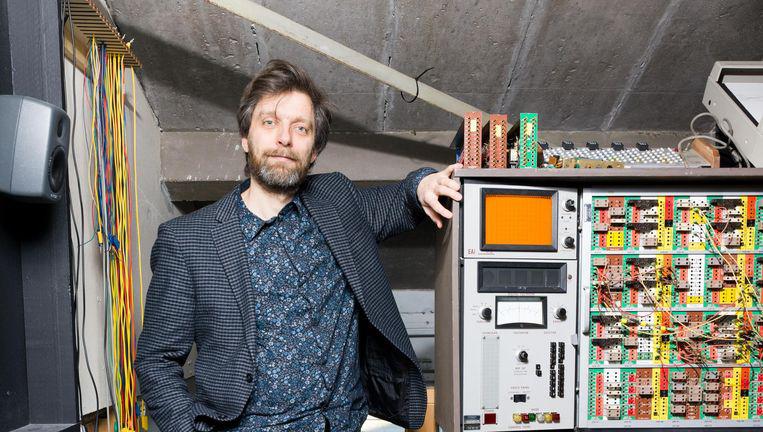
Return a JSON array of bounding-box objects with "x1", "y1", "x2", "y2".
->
[{"x1": 277, "y1": 123, "x2": 291, "y2": 146}]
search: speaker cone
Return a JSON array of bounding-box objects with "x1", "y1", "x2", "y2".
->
[{"x1": 49, "y1": 146, "x2": 66, "y2": 193}]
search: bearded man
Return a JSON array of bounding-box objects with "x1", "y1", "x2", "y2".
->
[{"x1": 136, "y1": 59, "x2": 462, "y2": 432}]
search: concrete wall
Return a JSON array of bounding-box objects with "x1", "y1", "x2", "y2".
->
[
  {"x1": 110, "y1": 0, "x2": 763, "y2": 134},
  {"x1": 64, "y1": 57, "x2": 181, "y2": 415}
]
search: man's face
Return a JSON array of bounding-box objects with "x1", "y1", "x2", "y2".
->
[{"x1": 242, "y1": 91, "x2": 317, "y2": 193}]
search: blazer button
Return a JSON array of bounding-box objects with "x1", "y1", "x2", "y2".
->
[{"x1": 245, "y1": 373, "x2": 253, "y2": 383}]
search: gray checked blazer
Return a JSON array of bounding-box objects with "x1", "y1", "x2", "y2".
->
[{"x1": 136, "y1": 168, "x2": 435, "y2": 432}]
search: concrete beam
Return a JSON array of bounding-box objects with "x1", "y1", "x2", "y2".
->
[
  {"x1": 206, "y1": 0, "x2": 489, "y2": 124},
  {"x1": 161, "y1": 129, "x2": 688, "y2": 202}
]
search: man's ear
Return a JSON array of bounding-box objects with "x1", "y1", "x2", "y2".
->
[
  {"x1": 310, "y1": 149, "x2": 318, "y2": 165},
  {"x1": 241, "y1": 137, "x2": 249, "y2": 153}
]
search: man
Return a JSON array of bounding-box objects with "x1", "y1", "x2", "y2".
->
[{"x1": 136, "y1": 59, "x2": 462, "y2": 432}]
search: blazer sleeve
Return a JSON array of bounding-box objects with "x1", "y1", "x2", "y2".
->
[
  {"x1": 354, "y1": 167, "x2": 437, "y2": 242},
  {"x1": 135, "y1": 222, "x2": 196, "y2": 432}
]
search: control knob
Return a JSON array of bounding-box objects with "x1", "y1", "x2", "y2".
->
[{"x1": 564, "y1": 199, "x2": 576, "y2": 212}]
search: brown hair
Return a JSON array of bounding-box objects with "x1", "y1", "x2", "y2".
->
[{"x1": 237, "y1": 59, "x2": 332, "y2": 155}]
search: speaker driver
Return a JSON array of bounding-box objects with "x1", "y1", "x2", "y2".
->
[{"x1": 49, "y1": 146, "x2": 66, "y2": 193}]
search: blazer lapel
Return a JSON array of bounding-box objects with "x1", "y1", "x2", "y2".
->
[
  {"x1": 300, "y1": 188, "x2": 369, "y2": 312},
  {"x1": 212, "y1": 185, "x2": 257, "y2": 363}
]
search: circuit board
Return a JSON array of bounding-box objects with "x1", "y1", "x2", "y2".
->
[
  {"x1": 543, "y1": 147, "x2": 686, "y2": 168},
  {"x1": 518, "y1": 113, "x2": 538, "y2": 169},
  {"x1": 579, "y1": 191, "x2": 763, "y2": 428}
]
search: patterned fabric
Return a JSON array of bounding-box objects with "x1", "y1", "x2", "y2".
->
[
  {"x1": 225, "y1": 195, "x2": 366, "y2": 431},
  {"x1": 136, "y1": 168, "x2": 435, "y2": 432}
]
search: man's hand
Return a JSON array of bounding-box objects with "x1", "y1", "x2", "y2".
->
[{"x1": 417, "y1": 163, "x2": 463, "y2": 228}]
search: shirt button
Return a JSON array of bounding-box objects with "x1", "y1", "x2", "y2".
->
[{"x1": 245, "y1": 373, "x2": 253, "y2": 383}]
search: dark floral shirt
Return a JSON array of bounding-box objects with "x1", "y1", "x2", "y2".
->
[{"x1": 224, "y1": 193, "x2": 367, "y2": 431}]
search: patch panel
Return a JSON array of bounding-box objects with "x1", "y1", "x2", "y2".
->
[
  {"x1": 592, "y1": 195, "x2": 763, "y2": 252},
  {"x1": 589, "y1": 253, "x2": 763, "y2": 308},
  {"x1": 587, "y1": 367, "x2": 763, "y2": 421},
  {"x1": 582, "y1": 191, "x2": 763, "y2": 428}
]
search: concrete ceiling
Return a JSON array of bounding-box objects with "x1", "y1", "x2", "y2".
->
[{"x1": 109, "y1": 0, "x2": 763, "y2": 134}]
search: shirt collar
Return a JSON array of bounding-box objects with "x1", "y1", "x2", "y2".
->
[{"x1": 236, "y1": 190, "x2": 304, "y2": 241}]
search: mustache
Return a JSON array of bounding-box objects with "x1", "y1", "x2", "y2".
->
[{"x1": 265, "y1": 151, "x2": 297, "y2": 160}]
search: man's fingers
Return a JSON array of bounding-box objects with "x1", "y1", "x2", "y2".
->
[
  {"x1": 442, "y1": 163, "x2": 462, "y2": 177},
  {"x1": 423, "y1": 205, "x2": 443, "y2": 228},
  {"x1": 427, "y1": 192, "x2": 453, "y2": 219},
  {"x1": 437, "y1": 184, "x2": 462, "y2": 202},
  {"x1": 419, "y1": 164, "x2": 461, "y2": 228},
  {"x1": 437, "y1": 177, "x2": 461, "y2": 191}
]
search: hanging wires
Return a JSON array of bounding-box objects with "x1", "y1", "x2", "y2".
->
[
  {"x1": 593, "y1": 198, "x2": 763, "y2": 390},
  {"x1": 84, "y1": 36, "x2": 141, "y2": 432},
  {"x1": 594, "y1": 232, "x2": 760, "y2": 369}
]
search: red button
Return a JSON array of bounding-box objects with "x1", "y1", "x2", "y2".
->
[
  {"x1": 629, "y1": 375, "x2": 636, "y2": 382},
  {"x1": 552, "y1": 412, "x2": 561, "y2": 423},
  {"x1": 522, "y1": 413, "x2": 530, "y2": 423},
  {"x1": 484, "y1": 413, "x2": 496, "y2": 425}
]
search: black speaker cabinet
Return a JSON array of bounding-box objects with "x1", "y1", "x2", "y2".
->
[{"x1": 0, "y1": 95, "x2": 70, "y2": 202}]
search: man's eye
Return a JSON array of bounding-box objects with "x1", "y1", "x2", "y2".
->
[
  {"x1": 263, "y1": 119, "x2": 275, "y2": 126},
  {"x1": 296, "y1": 126, "x2": 308, "y2": 133}
]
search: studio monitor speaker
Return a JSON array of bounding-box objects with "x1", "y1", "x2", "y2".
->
[{"x1": 0, "y1": 95, "x2": 70, "y2": 202}]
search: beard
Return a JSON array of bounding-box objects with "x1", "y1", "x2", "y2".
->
[{"x1": 246, "y1": 148, "x2": 312, "y2": 194}]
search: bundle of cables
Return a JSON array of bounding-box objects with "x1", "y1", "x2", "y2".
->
[
  {"x1": 84, "y1": 37, "x2": 146, "y2": 432},
  {"x1": 677, "y1": 112, "x2": 752, "y2": 168},
  {"x1": 592, "y1": 207, "x2": 763, "y2": 371}
]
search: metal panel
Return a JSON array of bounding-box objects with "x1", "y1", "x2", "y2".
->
[
  {"x1": 481, "y1": 336, "x2": 500, "y2": 410},
  {"x1": 462, "y1": 259, "x2": 578, "y2": 430},
  {"x1": 434, "y1": 199, "x2": 461, "y2": 432},
  {"x1": 462, "y1": 181, "x2": 578, "y2": 261},
  {"x1": 0, "y1": 0, "x2": 78, "y2": 429}
]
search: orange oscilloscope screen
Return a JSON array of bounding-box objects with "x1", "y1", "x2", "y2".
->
[{"x1": 483, "y1": 194, "x2": 554, "y2": 247}]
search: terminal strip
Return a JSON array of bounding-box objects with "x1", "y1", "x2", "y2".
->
[
  {"x1": 462, "y1": 111, "x2": 482, "y2": 168},
  {"x1": 488, "y1": 114, "x2": 508, "y2": 168},
  {"x1": 518, "y1": 113, "x2": 538, "y2": 169}
]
